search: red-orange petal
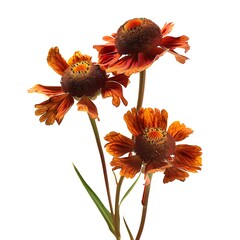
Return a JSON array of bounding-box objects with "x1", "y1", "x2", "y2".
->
[
  {"x1": 145, "y1": 160, "x2": 170, "y2": 175},
  {"x1": 77, "y1": 96, "x2": 99, "y2": 120},
  {"x1": 124, "y1": 108, "x2": 142, "y2": 136},
  {"x1": 34, "y1": 93, "x2": 74, "y2": 125},
  {"x1": 67, "y1": 51, "x2": 92, "y2": 66},
  {"x1": 173, "y1": 144, "x2": 202, "y2": 172},
  {"x1": 110, "y1": 155, "x2": 142, "y2": 178},
  {"x1": 102, "y1": 81, "x2": 128, "y2": 107},
  {"x1": 55, "y1": 94, "x2": 75, "y2": 124},
  {"x1": 28, "y1": 84, "x2": 63, "y2": 97},
  {"x1": 47, "y1": 47, "x2": 69, "y2": 76},
  {"x1": 168, "y1": 121, "x2": 193, "y2": 141},
  {"x1": 161, "y1": 22, "x2": 174, "y2": 37},
  {"x1": 104, "y1": 132, "x2": 134, "y2": 157},
  {"x1": 106, "y1": 52, "x2": 160, "y2": 76},
  {"x1": 107, "y1": 74, "x2": 129, "y2": 88},
  {"x1": 163, "y1": 167, "x2": 189, "y2": 183},
  {"x1": 161, "y1": 35, "x2": 190, "y2": 53}
]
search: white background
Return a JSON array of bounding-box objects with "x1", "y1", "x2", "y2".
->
[{"x1": 1, "y1": 0, "x2": 240, "y2": 239}]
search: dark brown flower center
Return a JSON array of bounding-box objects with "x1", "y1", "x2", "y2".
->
[
  {"x1": 134, "y1": 127, "x2": 175, "y2": 163},
  {"x1": 115, "y1": 18, "x2": 162, "y2": 54},
  {"x1": 61, "y1": 62, "x2": 107, "y2": 98}
]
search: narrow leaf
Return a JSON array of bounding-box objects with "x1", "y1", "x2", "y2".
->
[
  {"x1": 123, "y1": 217, "x2": 134, "y2": 240},
  {"x1": 120, "y1": 171, "x2": 141, "y2": 206},
  {"x1": 73, "y1": 163, "x2": 115, "y2": 234}
]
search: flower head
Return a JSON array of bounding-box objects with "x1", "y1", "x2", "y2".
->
[
  {"x1": 28, "y1": 47, "x2": 129, "y2": 125},
  {"x1": 105, "y1": 108, "x2": 202, "y2": 183},
  {"x1": 93, "y1": 18, "x2": 190, "y2": 76}
]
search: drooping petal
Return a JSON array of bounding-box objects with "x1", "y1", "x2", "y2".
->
[
  {"x1": 28, "y1": 84, "x2": 63, "y2": 97},
  {"x1": 104, "y1": 132, "x2": 134, "y2": 157},
  {"x1": 163, "y1": 167, "x2": 189, "y2": 183},
  {"x1": 160, "y1": 35, "x2": 190, "y2": 53},
  {"x1": 67, "y1": 51, "x2": 92, "y2": 66},
  {"x1": 144, "y1": 159, "x2": 170, "y2": 175},
  {"x1": 55, "y1": 94, "x2": 75, "y2": 124},
  {"x1": 168, "y1": 121, "x2": 193, "y2": 141},
  {"x1": 167, "y1": 49, "x2": 189, "y2": 64},
  {"x1": 93, "y1": 35, "x2": 120, "y2": 70},
  {"x1": 77, "y1": 96, "x2": 99, "y2": 120},
  {"x1": 102, "y1": 81, "x2": 128, "y2": 107},
  {"x1": 106, "y1": 52, "x2": 162, "y2": 76},
  {"x1": 110, "y1": 155, "x2": 142, "y2": 178},
  {"x1": 47, "y1": 47, "x2": 69, "y2": 76},
  {"x1": 107, "y1": 74, "x2": 129, "y2": 88},
  {"x1": 34, "y1": 93, "x2": 74, "y2": 125},
  {"x1": 173, "y1": 144, "x2": 202, "y2": 172}
]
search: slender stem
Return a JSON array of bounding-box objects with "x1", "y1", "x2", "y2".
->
[
  {"x1": 135, "y1": 70, "x2": 153, "y2": 240},
  {"x1": 136, "y1": 70, "x2": 146, "y2": 111},
  {"x1": 135, "y1": 173, "x2": 153, "y2": 240},
  {"x1": 114, "y1": 176, "x2": 124, "y2": 240},
  {"x1": 89, "y1": 117, "x2": 114, "y2": 217}
]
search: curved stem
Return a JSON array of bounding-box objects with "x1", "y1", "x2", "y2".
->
[
  {"x1": 89, "y1": 117, "x2": 114, "y2": 217},
  {"x1": 135, "y1": 173, "x2": 153, "y2": 240}
]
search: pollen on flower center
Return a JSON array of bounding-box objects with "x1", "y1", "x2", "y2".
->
[
  {"x1": 115, "y1": 18, "x2": 162, "y2": 54},
  {"x1": 134, "y1": 127, "x2": 175, "y2": 163},
  {"x1": 61, "y1": 62, "x2": 107, "y2": 98},
  {"x1": 70, "y1": 61, "x2": 90, "y2": 76},
  {"x1": 143, "y1": 127, "x2": 167, "y2": 144},
  {"x1": 123, "y1": 18, "x2": 144, "y2": 31}
]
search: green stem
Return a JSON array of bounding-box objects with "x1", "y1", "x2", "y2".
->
[
  {"x1": 135, "y1": 173, "x2": 153, "y2": 240},
  {"x1": 89, "y1": 117, "x2": 114, "y2": 218},
  {"x1": 114, "y1": 176, "x2": 124, "y2": 240}
]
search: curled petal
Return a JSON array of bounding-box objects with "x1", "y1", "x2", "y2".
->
[
  {"x1": 34, "y1": 93, "x2": 74, "y2": 125},
  {"x1": 28, "y1": 84, "x2": 63, "y2": 97},
  {"x1": 47, "y1": 47, "x2": 69, "y2": 76},
  {"x1": 77, "y1": 96, "x2": 99, "y2": 120},
  {"x1": 104, "y1": 132, "x2": 134, "y2": 157},
  {"x1": 173, "y1": 144, "x2": 202, "y2": 172},
  {"x1": 67, "y1": 51, "x2": 92, "y2": 66},
  {"x1": 168, "y1": 121, "x2": 193, "y2": 141},
  {"x1": 102, "y1": 81, "x2": 128, "y2": 107},
  {"x1": 110, "y1": 155, "x2": 142, "y2": 178},
  {"x1": 163, "y1": 167, "x2": 189, "y2": 183}
]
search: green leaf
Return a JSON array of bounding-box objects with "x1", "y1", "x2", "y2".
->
[
  {"x1": 123, "y1": 217, "x2": 134, "y2": 240},
  {"x1": 120, "y1": 171, "x2": 141, "y2": 206},
  {"x1": 73, "y1": 163, "x2": 115, "y2": 234}
]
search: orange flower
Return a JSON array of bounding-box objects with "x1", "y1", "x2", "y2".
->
[
  {"x1": 28, "y1": 47, "x2": 129, "y2": 125},
  {"x1": 105, "y1": 108, "x2": 202, "y2": 183},
  {"x1": 93, "y1": 18, "x2": 190, "y2": 76}
]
